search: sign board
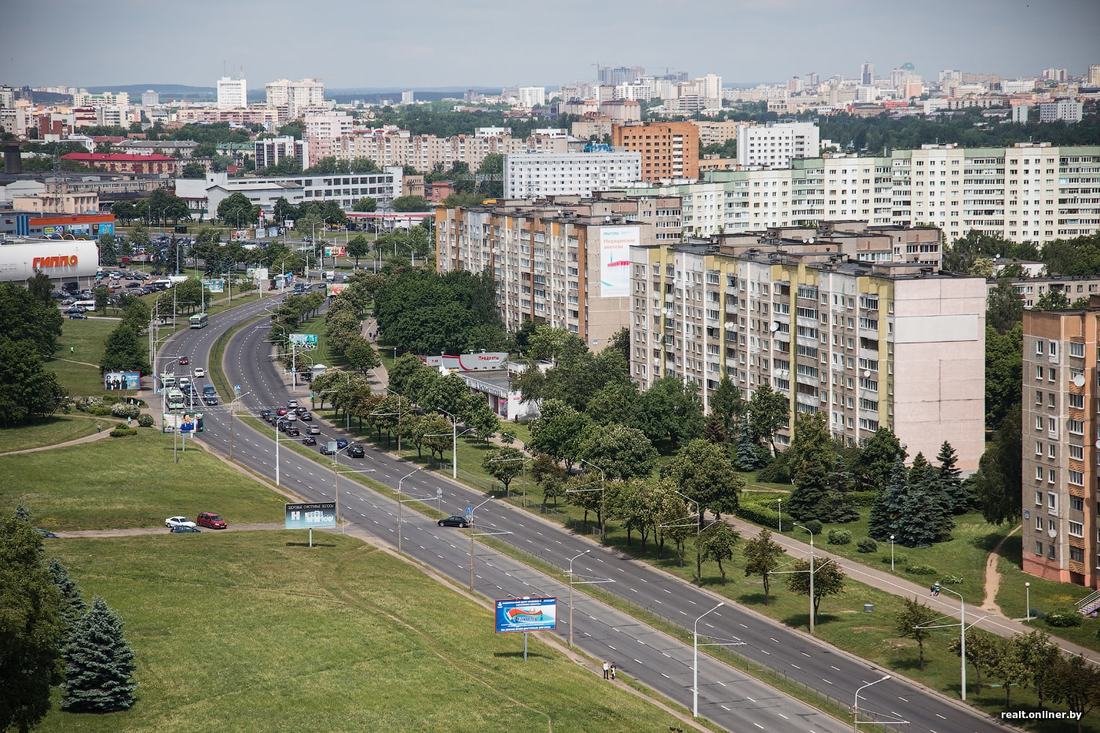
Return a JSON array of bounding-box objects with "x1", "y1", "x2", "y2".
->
[
  {"x1": 597, "y1": 226, "x2": 639, "y2": 298},
  {"x1": 325, "y1": 440, "x2": 338, "y2": 454},
  {"x1": 104, "y1": 371, "x2": 140, "y2": 391},
  {"x1": 284, "y1": 502, "x2": 337, "y2": 530},
  {"x1": 423, "y1": 352, "x2": 509, "y2": 372},
  {"x1": 324, "y1": 246, "x2": 347, "y2": 258},
  {"x1": 179, "y1": 414, "x2": 196, "y2": 433},
  {"x1": 495, "y1": 597, "x2": 557, "y2": 633},
  {"x1": 289, "y1": 333, "x2": 319, "y2": 349},
  {"x1": 268, "y1": 226, "x2": 281, "y2": 238},
  {"x1": 326, "y1": 283, "x2": 348, "y2": 297},
  {"x1": 252, "y1": 267, "x2": 269, "y2": 287},
  {"x1": 202, "y1": 278, "x2": 225, "y2": 293}
]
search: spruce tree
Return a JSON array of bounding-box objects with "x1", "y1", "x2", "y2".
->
[
  {"x1": 786, "y1": 412, "x2": 834, "y2": 521},
  {"x1": 868, "y1": 458, "x2": 907, "y2": 541},
  {"x1": 733, "y1": 418, "x2": 763, "y2": 471},
  {"x1": 818, "y1": 456, "x2": 859, "y2": 523},
  {"x1": 895, "y1": 454, "x2": 954, "y2": 546},
  {"x1": 61, "y1": 597, "x2": 137, "y2": 713},
  {"x1": 936, "y1": 441, "x2": 972, "y2": 513},
  {"x1": 48, "y1": 559, "x2": 87, "y2": 644}
]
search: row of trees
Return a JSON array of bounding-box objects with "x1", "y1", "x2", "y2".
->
[
  {"x1": 110, "y1": 189, "x2": 190, "y2": 226},
  {"x1": 320, "y1": 275, "x2": 379, "y2": 374},
  {"x1": 0, "y1": 279, "x2": 66, "y2": 425},
  {"x1": 2, "y1": 509, "x2": 136, "y2": 731},
  {"x1": 100, "y1": 297, "x2": 152, "y2": 376}
]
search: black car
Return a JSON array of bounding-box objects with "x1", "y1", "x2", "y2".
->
[
  {"x1": 169, "y1": 525, "x2": 201, "y2": 533},
  {"x1": 335, "y1": 438, "x2": 349, "y2": 450},
  {"x1": 346, "y1": 443, "x2": 364, "y2": 458},
  {"x1": 259, "y1": 409, "x2": 272, "y2": 419},
  {"x1": 298, "y1": 411, "x2": 312, "y2": 421},
  {"x1": 437, "y1": 515, "x2": 469, "y2": 528},
  {"x1": 68, "y1": 312, "x2": 87, "y2": 320},
  {"x1": 302, "y1": 436, "x2": 317, "y2": 446},
  {"x1": 286, "y1": 425, "x2": 300, "y2": 437},
  {"x1": 319, "y1": 443, "x2": 335, "y2": 455}
]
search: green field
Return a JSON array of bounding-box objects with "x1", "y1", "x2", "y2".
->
[
  {"x1": 39, "y1": 532, "x2": 687, "y2": 733},
  {"x1": 0, "y1": 429, "x2": 285, "y2": 531},
  {"x1": 0, "y1": 415, "x2": 101, "y2": 454},
  {"x1": 46, "y1": 318, "x2": 118, "y2": 396}
]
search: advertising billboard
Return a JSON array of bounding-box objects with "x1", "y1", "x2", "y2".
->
[
  {"x1": 597, "y1": 226, "x2": 638, "y2": 298},
  {"x1": 202, "y1": 278, "x2": 225, "y2": 293},
  {"x1": 326, "y1": 283, "x2": 348, "y2": 297},
  {"x1": 494, "y1": 597, "x2": 557, "y2": 633},
  {"x1": 284, "y1": 502, "x2": 337, "y2": 529},
  {"x1": 422, "y1": 352, "x2": 509, "y2": 371},
  {"x1": 289, "y1": 333, "x2": 319, "y2": 349},
  {"x1": 324, "y1": 246, "x2": 347, "y2": 258},
  {"x1": 104, "y1": 371, "x2": 140, "y2": 390},
  {"x1": 0, "y1": 240, "x2": 100, "y2": 282}
]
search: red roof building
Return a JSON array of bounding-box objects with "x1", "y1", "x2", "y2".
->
[{"x1": 61, "y1": 152, "x2": 180, "y2": 176}]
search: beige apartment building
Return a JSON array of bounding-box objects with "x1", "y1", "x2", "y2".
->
[
  {"x1": 629, "y1": 244, "x2": 986, "y2": 469},
  {"x1": 12, "y1": 180, "x2": 99, "y2": 214},
  {"x1": 1021, "y1": 303, "x2": 1100, "y2": 590},
  {"x1": 435, "y1": 196, "x2": 681, "y2": 349},
  {"x1": 330, "y1": 128, "x2": 571, "y2": 174}
]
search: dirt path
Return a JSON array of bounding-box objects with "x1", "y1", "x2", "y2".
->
[
  {"x1": 981, "y1": 523, "x2": 1021, "y2": 614},
  {"x1": 0, "y1": 426, "x2": 113, "y2": 456},
  {"x1": 55, "y1": 522, "x2": 284, "y2": 539}
]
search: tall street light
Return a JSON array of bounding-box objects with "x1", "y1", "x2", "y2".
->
[
  {"x1": 1025, "y1": 582, "x2": 1031, "y2": 622},
  {"x1": 889, "y1": 534, "x2": 895, "y2": 571},
  {"x1": 797, "y1": 523, "x2": 817, "y2": 635},
  {"x1": 853, "y1": 674, "x2": 891, "y2": 731},
  {"x1": 396, "y1": 466, "x2": 426, "y2": 554},
  {"x1": 693, "y1": 602, "x2": 724, "y2": 719},
  {"x1": 567, "y1": 549, "x2": 588, "y2": 648}
]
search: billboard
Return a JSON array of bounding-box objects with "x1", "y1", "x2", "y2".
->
[
  {"x1": 597, "y1": 226, "x2": 639, "y2": 298},
  {"x1": 0, "y1": 240, "x2": 99, "y2": 282},
  {"x1": 252, "y1": 267, "x2": 269, "y2": 287},
  {"x1": 326, "y1": 283, "x2": 348, "y2": 297},
  {"x1": 324, "y1": 246, "x2": 347, "y2": 258},
  {"x1": 284, "y1": 502, "x2": 337, "y2": 529},
  {"x1": 289, "y1": 333, "x2": 319, "y2": 349},
  {"x1": 202, "y1": 278, "x2": 225, "y2": 293},
  {"x1": 104, "y1": 371, "x2": 140, "y2": 390},
  {"x1": 495, "y1": 598, "x2": 557, "y2": 633},
  {"x1": 423, "y1": 352, "x2": 508, "y2": 371}
]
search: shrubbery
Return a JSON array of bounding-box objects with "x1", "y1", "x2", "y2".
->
[
  {"x1": 110, "y1": 403, "x2": 141, "y2": 419},
  {"x1": 756, "y1": 453, "x2": 791, "y2": 484},
  {"x1": 1044, "y1": 609, "x2": 1082, "y2": 628},
  {"x1": 802, "y1": 519, "x2": 822, "y2": 536},
  {"x1": 856, "y1": 537, "x2": 878, "y2": 553},
  {"x1": 827, "y1": 529, "x2": 851, "y2": 545},
  {"x1": 136, "y1": 414, "x2": 154, "y2": 428},
  {"x1": 905, "y1": 564, "x2": 938, "y2": 576},
  {"x1": 109, "y1": 423, "x2": 137, "y2": 438}
]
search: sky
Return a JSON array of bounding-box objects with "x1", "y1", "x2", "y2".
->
[{"x1": 2, "y1": 0, "x2": 1098, "y2": 89}]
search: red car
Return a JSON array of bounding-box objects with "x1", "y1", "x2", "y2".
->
[
  {"x1": 196, "y1": 512, "x2": 227, "y2": 529},
  {"x1": 179, "y1": 356, "x2": 190, "y2": 366}
]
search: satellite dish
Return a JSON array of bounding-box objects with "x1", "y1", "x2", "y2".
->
[
  {"x1": 863, "y1": 370, "x2": 871, "y2": 378},
  {"x1": 1094, "y1": 439, "x2": 1100, "y2": 449},
  {"x1": 1048, "y1": 528, "x2": 1057, "y2": 539},
  {"x1": 1074, "y1": 374, "x2": 1086, "y2": 388},
  {"x1": 771, "y1": 321, "x2": 781, "y2": 332}
]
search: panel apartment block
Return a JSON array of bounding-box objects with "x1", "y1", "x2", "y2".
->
[{"x1": 503, "y1": 151, "x2": 641, "y2": 198}]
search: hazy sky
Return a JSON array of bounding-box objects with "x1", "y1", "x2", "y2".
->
[{"x1": 3, "y1": 0, "x2": 1098, "y2": 89}]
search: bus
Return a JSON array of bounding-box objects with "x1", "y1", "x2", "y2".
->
[
  {"x1": 189, "y1": 313, "x2": 208, "y2": 329},
  {"x1": 159, "y1": 373, "x2": 176, "y2": 391},
  {"x1": 166, "y1": 389, "x2": 185, "y2": 410}
]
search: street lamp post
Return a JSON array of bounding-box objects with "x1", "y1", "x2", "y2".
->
[
  {"x1": 795, "y1": 523, "x2": 820, "y2": 635},
  {"x1": 567, "y1": 549, "x2": 589, "y2": 648},
  {"x1": 437, "y1": 408, "x2": 458, "y2": 479},
  {"x1": 853, "y1": 675, "x2": 891, "y2": 731},
  {"x1": 939, "y1": 585, "x2": 967, "y2": 701},
  {"x1": 468, "y1": 496, "x2": 494, "y2": 592},
  {"x1": 396, "y1": 466, "x2": 427, "y2": 554},
  {"x1": 576, "y1": 458, "x2": 607, "y2": 538},
  {"x1": 890, "y1": 534, "x2": 895, "y2": 571},
  {"x1": 776, "y1": 498, "x2": 782, "y2": 532},
  {"x1": 1025, "y1": 582, "x2": 1031, "y2": 621},
  {"x1": 693, "y1": 602, "x2": 724, "y2": 719}
]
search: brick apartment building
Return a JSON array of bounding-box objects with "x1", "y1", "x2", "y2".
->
[
  {"x1": 61, "y1": 152, "x2": 180, "y2": 176},
  {"x1": 612, "y1": 122, "x2": 700, "y2": 182}
]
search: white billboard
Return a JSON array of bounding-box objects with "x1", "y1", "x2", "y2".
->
[
  {"x1": 597, "y1": 226, "x2": 638, "y2": 298},
  {"x1": 0, "y1": 240, "x2": 99, "y2": 282}
]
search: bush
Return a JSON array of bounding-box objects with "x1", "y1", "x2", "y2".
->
[
  {"x1": 827, "y1": 529, "x2": 851, "y2": 545},
  {"x1": 848, "y1": 490, "x2": 877, "y2": 507},
  {"x1": 109, "y1": 423, "x2": 137, "y2": 438},
  {"x1": 802, "y1": 519, "x2": 822, "y2": 536},
  {"x1": 1044, "y1": 609, "x2": 1083, "y2": 628},
  {"x1": 883, "y1": 553, "x2": 908, "y2": 566},
  {"x1": 500, "y1": 430, "x2": 516, "y2": 445},
  {"x1": 943, "y1": 574, "x2": 963, "y2": 585},
  {"x1": 905, "y1": 564, "x2": 938, "y2": 576},
  {"x1": 110, "y1": 403, "x2": 141, "y2": 419},
  {"x1": 756, "y1": 453, "x2": 791, "y2": 484},
  {"x1": 136, "y1": 413, "x2": 154, "y2": 428},
  {"x1": 736, "y1": 500, "x2": 783, "y2": 530},
  {"x1": 856, "y1": 537, "x2": 878, "y2": 553}
]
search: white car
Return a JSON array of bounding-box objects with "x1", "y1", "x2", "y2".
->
[
  {"x1": 165, "y1": 516, "x2": 197, "y2": 529},
  {"x1": 193, "y1": 367, "x2": 206, "y2": 378}
]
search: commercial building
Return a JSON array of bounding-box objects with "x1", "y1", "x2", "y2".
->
[
  {"x1": 60, "y1": 153, "x2": 179, "y2": 176},
  {"x1": 11, "y1": 180, "x2": 98, "y2": 214},
  {"x1": 254, "y1": 136, "x2": 309, "y2": 170},
  {"x1": 628, "y1": 243, "x2": 986, "y2": 468},
  {"x1": 0, "y1": 212, "x2": 114, "y2": 239},
  {"x1": 611, "y1": 122, "x2": 699, "y2": 182},
  {"x1": 691, "y1": 120, "x2": 745, "y2": 148},
  {"x1": 0, "y1": 238, "x2": 100, "y2": 285},
  {"x1": 1021, "y1": 301, "x2": 1100, "y2": 590},
  {"x1": 737, "y1": 121, "x2": 820, "y2": 168},
  {"x1": 620, "y1": 143, "x2": 1100, "y2": 245},
  {"x1": 435, "y1": 196, "x2": 681, "y2": 347},
  {"x1": 216, "y1": 77, "x2": 247, "y2": 109},
  {"x1": 503, "y1": 151, "x2": 641, "y2": 198}
]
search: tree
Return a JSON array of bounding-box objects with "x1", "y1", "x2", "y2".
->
[
  {"x1": 987, "y1": 277, "x2": 1023, "y2": 333},
  {"x1": 0, "y1": 283, "x2": 63, "y2": 358},
  {"x1": 1035, "y1": 288, "x2": 1071, "y2": 311},
  {"x1": 272, "y1": 196, "x2": 297, "y2": 224},
  {"x1": 345, "y1": 337, "x2": 380, "y2": 374},
  {"x1": 985, "y1": 323, "x2": 1022, "y2": 430},
  {"x1": 972, "y1": 402, "x2": 1022, "y2": 525},
  {"x1": 61, "y1": 597, "x2": 137, "y2": 713},
  {"x1": 988, "y1": 635, "x2": 1028, "y2": 707},
  {"x1": 476, "y1": 153, "x2": 504, "y2": 197},
  {"x1": 0, "y1": 337, "x2": 66, "y2": 426},
  {"x1": 747, "y1": 383, "x2": 788, "y2": 453},
  {"x1": 585, "y1": 381, "x2": 640, "y2": 427},
  {"x1": 732, "y1": 418, "x2": 765, "y2": 471},
  {"x1": 817, "y1": 456, "x2": 859, "y2": 523},
  {"x1": 25, "y1": 270, "x2": 52, "y2": 305},
  {"x1": 1050, "y1": 653, "x2": 1100, "y2": 733},
  {"x1": 854, "y1": 427, "x2": 907, "y2": 491},
  {"x1": 347, "y1": 234, "x2": 371, "y2": 268},
  {"x1": 483, "y1": 447, "x2": 526, "y2": 496},
  {"x1": 785, "y1": 559, "x2": 846, "y2": 622},
  {"x1": 352, "y1": 197, "x2": 377, "y2": 212},
  {"x1": 786, "y1": 412, "x2": 834, "y2": 521},
  {"x1": 392, "y1": 195, "x2": 430, "y2": 212},
  {"x1": 97, "y1": 232, "x2": 118, "y2": 266},
  {"x1": 868, "y1": 458, "x2": 908, "y2": 541},
  {"x1": 101, "y1": 325, "x2": 149, "y2": 375},
  {"x1": 708, "y1": 376, "x2": 745, "y2": 443},
  {"x1": 0, "y1": 510, "x2": 64, "y2": 732},
  {"x1": 654, "y1": 487, "x2": 692, "y2": 565},
  {"x1": 896, "y1": 453, "x2": 954, "y2": 547},
  {"x1": 699, "y1": 522, "x2": 740, "y2": 580},
  {"x1": 662, "y1": 438, "x2": 744, "y2": 527},
  {"x1": 1013, "y1": 630, "x2": 1060, "y2": 708},
  {"x1": 743, "y1": 529, "x2": 786, "y2": 604},
  {"x1": 894, "y1": 596, "x2": 938, "y2": 668},
  {"x1": 217, "y1": 191, "x2": 258, "y2": 226},
  {"x1": 634, "y1": 376, "x2": 704, "y2": 452},
  {"x1": 181, "y1": 162, "x2": 206, "y2": 178},
  {"x1": 576, "y1": 423, "x2": 657, "y2": 481},
  {"x1": 607, "y1": 479, "x2": 660, "y2": 549},
  {"x1": 527, "y1": 399, "x2": 591, "y2": 470},
  {"x1": 94, "y1": 285, "x2": 109, "y2": 313},
  {"x1": 129, "y1": 223, "x2": 150, "y2": 248},
  {"x1": 48, "y1": 559, "x2": 87, "y2": 645},
  {"x1": 935, "y1": 441, "x2": 971, "y2": 513}
]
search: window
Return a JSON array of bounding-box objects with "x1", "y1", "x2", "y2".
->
[
  {"x1": 1049, "y1": 341, "x2": 1058, "y2": 358},
  {"x1": 1035, "y1": 340, "x2": 1045, "y2": 355},
  {"x1": 1071, "y1": 496, "x2": 1084, "y2": 511},
  {"x1": 1069, "y1": 418, "x2": 1085, "y2": 435},
  {"x1": 1070, "y1": 444, "x2": 1084, "y2": 460},
  {"x1": 1070, "y1": 546, "x2": 1084, "y2": 562},
  {"x1": 1071, "y1": 342, "x2": 1085, "y2": 358},
  {"x1": 1069, "y1": 470, "x2": 1084, "y2": 486},
  {"x1": 1035, "y1": 515, "x2": 1044, "y2": 530},
  {"x1": 1049, "y1": 469, "x2": 1057, "y2": 484},
  {"x1": 1049, "y1": 443, "x2": 1057, "y2": 459},
  {"x1": 1069, "y1": 521, "x2": 1084, "y2": 537},
  {"x1": 1070, "y1": 393, "x2": 1084, "y2": 409},
  {"x1": 1035, "y1": 441, "x2": 1043, "y2": 456},
  {"x1": 1049, "y1": 492, "x2": 1059, "y2": 510},
  {"x1": 1047, "y1": 544, "x2": 1056, "y2": 560},
  {"x1": 1035, "y1": 466, "x2": 1044, "y2": 481},
  {"x1": 1035, "y1": 365, "x2": 1044, "y2": 380}
]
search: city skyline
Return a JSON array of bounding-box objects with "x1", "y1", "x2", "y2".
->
[{"x1": 3, "y1": 0, "x2": 1098, "y2": 89}]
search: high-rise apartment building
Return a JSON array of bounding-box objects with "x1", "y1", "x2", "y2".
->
[
  {"x1": 517, "y1": 86, "x2": 546, "y2": 108},
  {"x1": 141, "y1": 89, "x2": 159, "y2": 107},
  {"x1": 265, "y1": 78, "x2": 325, "y2": 117},
  {"x1": 1021, "y1": 302, "x2": 1100, "y2": 590},
  {"x1": 861, "y1": 62, "x2": 874, "y2": 86},
  {"x1": 1089, "y1": 65, "x2": 1100, "y2": 87},
  {"x1": 628, "y1": 243, "x2": 986, "y2": 468},
  {"x1": 599, "y1": 66, "x2": 645, "y2": 86},
  {"x1": 216, "y1": 77, "x2": 247, "y2": 109},
  {"x1": 612, "y1": 122, "x2": 699, "y2": 182},
  {"x1": 1039, "y1": 99, "x2": 1084, "y2": 123},
  {"x1": 331, "y1": 128, "x2": 569, "y2": 174},
  {"x1": 736, "y1": 122, "x2": 820, "y2": 168},
  {"x1": 503, "y1": 151, "x2": 641, "y2": 198},
  {"x1": 254, "y1": 136, "x2": 309, "y2": 170}
]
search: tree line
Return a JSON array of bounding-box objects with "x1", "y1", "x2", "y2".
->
[{"x1": 0, "y1": 279, "x2": 66, "y2": 426}]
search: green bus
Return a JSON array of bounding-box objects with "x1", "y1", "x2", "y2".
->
[{"x1": 189, "y1": 312, "x2": 209, "y2": 329}]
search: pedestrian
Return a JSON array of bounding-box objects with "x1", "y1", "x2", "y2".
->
[
  {"x1": 602, "y1": 661, "x2": 609, "y2": 680},
  {"x1": 70, "y1": 346, "x2": 75, "y2": 354},
  {"x1": 610, "y1": 663, "x2": 617, "y2": 680}
]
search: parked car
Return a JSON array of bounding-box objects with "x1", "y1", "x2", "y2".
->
[
  {"x1": 196, "y1": 512, "x2": 227, "y2": 529},
  {"x1": 179, "y1": 356, "x2": 190, "y2": 366},
  {"x1": 302, "y1": 436, "x2": 317, "y2": 446},
  {"x1": 193, "y1": 367, "x2": 206, "y2": 378},
  {"x1": 346, "y1": 443, "x2": 364, "y2": 458},
  {"x1": 308, "y1": 424, "x2": 321, "y2": 435},
  {"x1": 165, "y1": 515, "x2": 197, "y2": 529},
  {"x1": 68, "y1": 312, "x2": 87, "y2": 320},
  {"x1": 437, "y1": 515, "x2": 469, "y2": 528},
  {"x1": 170, "y1": 525, "x2": 201, "y2": 533}
]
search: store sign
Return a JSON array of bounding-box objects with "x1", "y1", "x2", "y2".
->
[{"x1": 32, "y1": 254, "x2": 79, "y2": 269}]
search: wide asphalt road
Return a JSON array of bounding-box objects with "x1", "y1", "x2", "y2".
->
[{"x1": 164, "y1": 293, "x2": 1008, "y2": 733}]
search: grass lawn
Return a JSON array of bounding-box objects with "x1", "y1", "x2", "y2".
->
[
  {"x1": 0, "y1": 415, "x2": 100, "y2": 454},
  {"x1": 46, "y1": 318, "x2": 118, "y2": 397},
  {"x1": 39, "y1": 532, "x2": 687, "y2": 733},
  {"x1": 0, "y1": 429, "x2": 285, "y2": 531}
]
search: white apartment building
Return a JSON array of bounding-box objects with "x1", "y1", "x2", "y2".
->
[
  {"x1": 628, "y1": 244, "x2": 986, "y2": 469},
  {"x1": 255, "y1": 136, "x2": 309, "y2": 170},
  {"x1": 265, "y1": 78, "x2": 325, "y2": 117},
  {"x1": 737, "y1": 121, "x2": 821, "y2": 168},
  {"x1": 1039, "y1": 99, "x2": 1084, "y2": 123},
  {"x1": 141, "y1": 90, "x2": 159, "y2": 107},
  {"x1": 331, "y1": 128, "x2": 569, "y2": 174},
  {"x1": 517, "y1": 86, "x2": 546, "y2": 108},
  {"x1": 196, "y1": 167, "x2": 403, "y2": 220},
  {"x1": 216, "y1": 77, "x2": 247, "y2": 109},
  {"x1": 622, "y1": 144, "x2": 1100, "y2": 245},
  {"x1": 503, "y1": 151, "x2": 641, "y2": 198}
]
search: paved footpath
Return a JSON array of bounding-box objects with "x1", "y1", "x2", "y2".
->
[
  {"x1": 0, "y1": 426, "x2": 112, "y2": 456},
  {"x1": 56, "y1": 522, "x2": 284, "y2": 539}
]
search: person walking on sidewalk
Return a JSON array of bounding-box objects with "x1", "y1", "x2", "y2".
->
[
  {"x1": 602, "y1": 661, "x2": 610, "y2": 680},
  {"x1": 609, "y1": 662, "x2": 617, "y2": 680}
]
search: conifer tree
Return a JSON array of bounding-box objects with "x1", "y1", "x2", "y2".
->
[
  {"x1": 61, "y1": 597, "x2": 137, "y2": 713},
  {"x1": 896, "y1": 453, "x2": 954, "y2": 546},
  {"x1": 786, "y1": 412, "x2": 833, "y2": 521},
  {"x1": 48, "y1": 559, "x2": 86, "y2": 643},
  {"x1": 868, "y1": 458, "x2": 907, "y2": 541},
  {"x1": 732, "y1": 417, "x2": 763, "y2": 471},
  {"x1": 936, "y1": 441, "x2": 972, "y2": 514},
  {"x1": 817, "y1": 456, "x2": 859, "y2": 523}
]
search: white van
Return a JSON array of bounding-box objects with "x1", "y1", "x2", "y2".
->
[{"x1": 72, "y1": 299, "x2": 96, "y2": 311}]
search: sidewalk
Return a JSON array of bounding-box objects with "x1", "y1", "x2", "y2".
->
[
  {"x1": 722, "y1": 514, "x2": 1099, "y2": 663},
  {"x1": 0, "y1": 425, "x2": 112, "y2": 456}
]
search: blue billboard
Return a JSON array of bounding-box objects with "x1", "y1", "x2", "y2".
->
[
  {"x1": 285, "y1": 502, "x2": 337, "y2": 529},
  {"x1": 495, "y1": 597, "x2": 557, "y2": 633}
]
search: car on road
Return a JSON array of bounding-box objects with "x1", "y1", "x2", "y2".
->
[
  {"x1": 308, "y1": 424, "x2": 320, "y2": 435},
  {"x1": 276, "y1": 407, "x2": 288, "y2": 416},
  {"x1": 193, "y1": 367, "x2": 206, "y2": 378},
  {"x1": 302, "y1": 436, "x2": 317, "y2": 446},
  {"x1": 298, "y1": 410, "x2": 312, "y2": 421},
  {"x1": 170, "y1": 525, "x2": 201, "y2": 533},
  {"x1": 196, "y1": 512, "x2": 227, "y2": 529},
  {"x1": 285, "y1": 425, "x2": 300, "y2": 437},
  {"x1": 287, "y1": 399, "x2": 299, "y2": 409},
  {"x1": 437, "y1": 515, "x2": 469, "y2": 528},
  {"x1": 165, "y1": 516, "x2": 197, "y2": 529},
  {"x1": 179, "y1": 356, "x2": 190, "y2": 366},
  {"x1": 335, "y1": 438, "x2": 349, "y2": 450},
  {"x1": 319, "y1": 443, "x2": 335, "y2": 455},
  {"x1": 346, "y1": 443, "x2": 364, "y2": 458},
  {"x1": 259, "y1": 409, "x2": 271, "y2": 420}
]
